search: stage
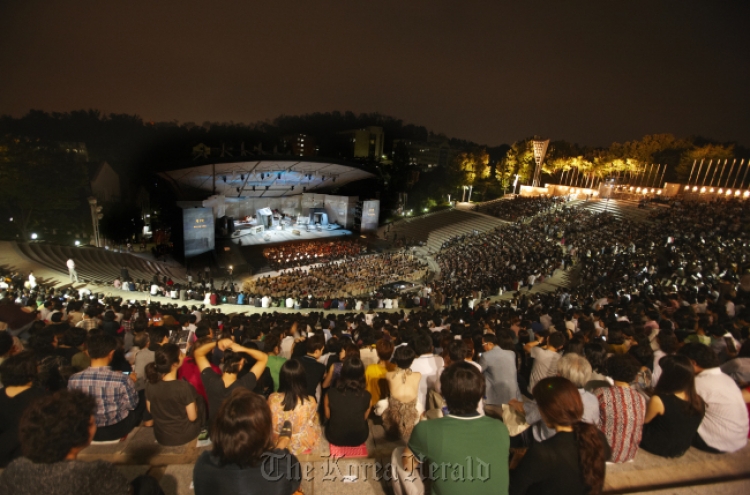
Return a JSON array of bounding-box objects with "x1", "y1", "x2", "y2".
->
[{"x1": 229, "y1": 224, "x2": 353, "y2": 247}]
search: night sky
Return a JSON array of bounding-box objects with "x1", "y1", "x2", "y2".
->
[{"x1": 1, "y1": 1, "x2": 748, "y2": 147}]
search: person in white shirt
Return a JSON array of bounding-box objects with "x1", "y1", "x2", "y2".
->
[
  {"x1": 680, "y1": 343, "x2": 749, "y2": 453},
  {"x1": 67, "y1": 258, "x2": 79, "y2": 283},
  {"x1": 27, "y1": 272, "x2": 37, "y2": 289},
  {"x1": 261, "y1": 295, "x2": 270, "y2": 308},
  {"x1": 409, "y1": 333, "x2": 444, "y2": 411},
  {"x1": 285, "y1": 297, "x2": 294, "y2": 308}
]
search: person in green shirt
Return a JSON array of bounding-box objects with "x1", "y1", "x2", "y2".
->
[
  {"x1": 400, "y1": 361, "x2": 510, "y2": 495},
  {"x1": 263, "y1": 333, "x2": 287, "y2": 391}
]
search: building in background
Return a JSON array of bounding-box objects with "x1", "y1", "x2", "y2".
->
[
  {"x1": 282, "y1": 133, "x2": 318, "y2": 157},
  {"x1": 90, "y1": 161, "x2": 121, "y2": 203},
  {"x1": 338, "y1": 126, "x2": 384, "y2": 161},
  {"x1": 392, "y1": 138, "x2": 458, "y2": 170}
]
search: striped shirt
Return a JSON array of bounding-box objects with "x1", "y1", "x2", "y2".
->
[
  {"x1": 595, "y1": 385, "x2": 646, "y2": 463},
  {"x1": 68, "y1": 366, "x2": 139, "y2": 427}
]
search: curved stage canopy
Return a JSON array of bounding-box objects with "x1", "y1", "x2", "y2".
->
[{"x1": 159, "y1": 159, "x2": 376, "y2": 199}]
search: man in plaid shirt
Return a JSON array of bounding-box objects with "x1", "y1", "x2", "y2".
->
[{"x1": 68, "y1": 333, "x2": 147, "y2": 441}]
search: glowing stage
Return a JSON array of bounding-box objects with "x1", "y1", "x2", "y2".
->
[{"x1": 230, "y1": 223, "x2": 353, "y2": 247}]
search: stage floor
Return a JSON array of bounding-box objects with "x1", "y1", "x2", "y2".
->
[{"x1": 230, "y1": 226, "x2": 353, "y2": 247}]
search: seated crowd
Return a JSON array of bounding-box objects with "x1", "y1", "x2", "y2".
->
[
  {"x1": 480, "y1": 195, "x2": 563, "y2": 222},
  {"x1": 263, "y1": 239, "x2": 364, "y2": 271},
  {"x1": 0, "y1": 197, "x2": 749, "y2": 495}
]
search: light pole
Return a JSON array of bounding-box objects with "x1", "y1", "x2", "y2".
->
[
  {"x1": 467, "y1": 185, "x2": 474, "y2": 202},
  {"x1": 461, "y1": 186, "x2": 467, "y2": 202},
  {"x1": 513, "y1": 174, "x2": 520, "y2": 195},
  {"x1": 87, "y1": 197, "x2": 103, "y2": 248},
  {"x1": 604, "y1": 178, "x2": 615, "y2": 212}
]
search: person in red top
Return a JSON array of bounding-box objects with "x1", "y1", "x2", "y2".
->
[
  {"x1": 178, "y1": 336, "x2": 221, "y2": 407},
  {"x1": 209, "y1": 292, "x2": 218, "y2": 306}
]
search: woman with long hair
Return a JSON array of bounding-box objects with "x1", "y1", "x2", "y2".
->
[
  {"x1": 322, "y1": 342, "x2": 360, "y2": 389},
  {"x1": 640, "y1": 354, "x2": 705, "y2": 457},
  {"x1": 510, "y1": 377, "x2": 611, "y2": 495},
  {"x1": 145, "y1": 343, "x2": 203, "y2": 446},
  {"x1": 267, "y1": 359, "x2": 321, "y2": 455},
  {"x1": 324, "y1": 357, "x2": 371, "y2": 446},
  {"x1": 193, "y1": 388, "x2": 300, "y2": 495}
]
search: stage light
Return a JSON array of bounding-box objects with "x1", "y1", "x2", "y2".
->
[
  {"x1": 303, "y1": 186, "x2": 307, "y2": 192},
  {"x1": 684, "y1": 185, "x2": 689, "y2": 190},
  {"x1": 240, "y1": 174, "x2": 244, "y2": 180},
  {"x1": 260, "y1": 173, "x2": 265, "y2": 179},
  {"x1": 278, "y1": 173, "x2": 282, "y2": 179},
  {"x1": 236, "y1": 187, "x2": 241, "y2": 193},
  {"x1": 291, "y1": 186, "x2": 294, "y2": 191},
  {"x1": 693, "y1": 186, "x2": 698, "y2": 191},
  {"x1": 265, "y1": 185, "x2": 269, "y2": 190},
  {"x1": 222, "y1": 176, "x2": 227, "y2": 183},
  {"x1": 252, "y1": 185, "x2": 256, "y2": 191}
]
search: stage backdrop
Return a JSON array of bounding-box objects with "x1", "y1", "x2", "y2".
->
[{"x1": 183, "y1": 207, "x2": 215, "y2": 258}]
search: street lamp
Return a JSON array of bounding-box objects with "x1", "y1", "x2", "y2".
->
[{"x1": 461, "y1": 186, "x2": 468, "y2": 202}]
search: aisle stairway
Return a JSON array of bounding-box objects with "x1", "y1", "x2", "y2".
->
[
  {"x1": 576, "y1": 198, "x2": 661, "y2": 223},
  {"x1": 11, "y1": 242, "x2": 188, "y2": 286}
]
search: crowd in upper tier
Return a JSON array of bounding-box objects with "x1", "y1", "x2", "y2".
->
[
  {"x1": 0, "y1": 197, "x2": 749, "y2": 495},
  {"x1": 480, "y1": 195, "x2": 563, "y2": 222}
]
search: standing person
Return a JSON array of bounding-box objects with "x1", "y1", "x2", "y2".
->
[
  {"x1": 145, "y1": 344, "x2": 203, "y2": 446},
  {"x1": 324, "y1": 357, "x2": 371, "y2": 447},
  {"x1": 640, "y1": 355, "x2": 705, "y2": 458},
  {"x1": 480, "y1": 333, "x2": 521, "y2": 419},
  {"x1": 268, "y1": 359, "x2": 321, "y2": 455},
  {"x1": 510, "y1": 377, "x2": 610, "y2": 495},
  {"x1": 409, "y1": 333, "x2": 444, "y2": 412},
  {"x1": 679, "y1": 343, "x2": 749, "y2": 453},
  {"x1": 67, "y1": 259, "x2": 79, "y2": 284}
]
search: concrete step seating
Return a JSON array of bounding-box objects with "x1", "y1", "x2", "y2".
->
[
  {"x1": 13, "y1": 242, "x2": 187, "y2": 287},
  {"x1": 577, "y1": 199, "x2": 656, "y2": 224},
  {"x1": 380, "y1": 209, "x2": 507, "y2": 255},
  {"x1": 20, "y1": 421, "x2": 745, "y2": 495}
]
